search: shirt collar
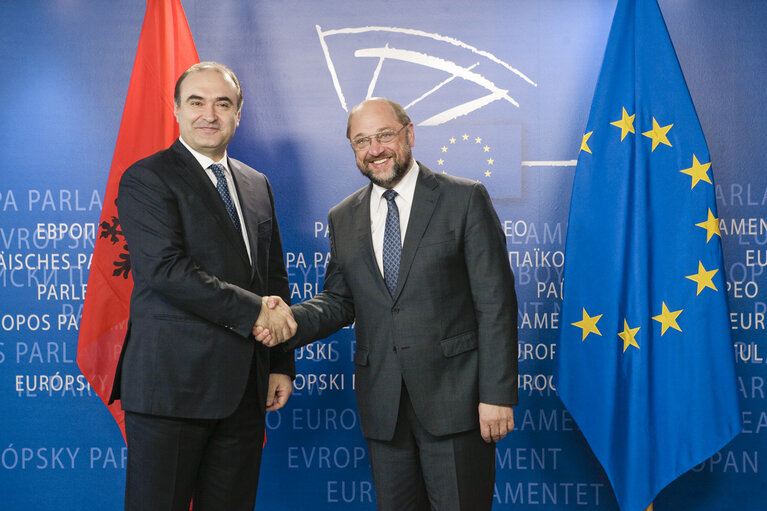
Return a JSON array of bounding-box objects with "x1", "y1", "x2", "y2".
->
[{"x1": 179, "y1": 136, "x2": 229, "y2": 173}]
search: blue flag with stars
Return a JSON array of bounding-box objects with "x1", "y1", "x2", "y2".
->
[{"x1": 556, "y1": 1, "x2": 742, "y2": 510}]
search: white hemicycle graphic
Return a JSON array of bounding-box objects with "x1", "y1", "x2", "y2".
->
[{"x1": 317, "y1": 25, "x2": 538, "y2": 126}]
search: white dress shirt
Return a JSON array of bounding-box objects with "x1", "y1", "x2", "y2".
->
[
  {"x1": 179, "y1": 137, "x2": 252, "y2": 262},
  {"x1": 370, "y1": 159, "x2": 419, "y2": 277}
]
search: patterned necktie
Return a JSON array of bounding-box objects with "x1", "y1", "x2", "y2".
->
[
  {"x1": 382, "y1": 189, "x2": 401, "y2": 298},
  {"x1": 209, "y1": 163, "x2": 242, "y2": 233}
]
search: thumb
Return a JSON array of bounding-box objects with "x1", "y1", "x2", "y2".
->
[{"x1": 265, "y1": 385, "x2": 276, "y2": 407}]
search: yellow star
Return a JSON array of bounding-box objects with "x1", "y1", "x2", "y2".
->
[
  {"x1": 449, "y1": 137, "x2": 456, "y2": 144},
  {"x1": 652, "y1": 302, "x2": 683, "y2": 335},
  {"x1": 485, "y1": 170, "x2": 491, "y2": 177},
  {"x1": 581, "y1": 131, "x2": 593, "y2": 154},
  {"x1": 487, "y1": 158, "x2": 494, "y2": 165},
  {"x1": 441, "y1": 146, "x2": 448, "y2": 153},
  {"x1": 610, "y1": 107, "x2": 636, "y2": 141},
  {"x1": 695, "y1": 208, "x2": 722, "y2": 242},
  {"x1": 680, "y1": 154, "x2": 712, "y2": 189},
  {"x1": 572, "y1": 308, "x2": 602, "y2": 341},
  {"x1": 437, "y1": 158, "x2": 444, "y2": 166},
  {"x1": 462, "y1": 133, "x2": 469, "y2": 141},
  {"x1": 483, "y1": 145, "x2": 490, "y2": 152},
  {"x1": 685, "y1": 261, "x2": 719, "y2": 295},
  {"x1": 641, "y1": 117, "x2": 673, "y2": 151},
  {"x1": 618, "y1": 319, "x2": 641, "y2": 352},
  {"x1": 475, "y1": 136, "x2": 482, "y2": 144}
]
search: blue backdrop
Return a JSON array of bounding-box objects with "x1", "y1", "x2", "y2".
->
[{"x1": 0, "y1": 1, "x2": 764, "y2": 509}]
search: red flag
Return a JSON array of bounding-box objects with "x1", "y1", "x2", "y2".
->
[{"x1": 77, "y1": 0, "x2": 199, "y2": 439}]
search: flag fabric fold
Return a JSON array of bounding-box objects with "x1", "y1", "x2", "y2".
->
[
  {"x1": 77, "y1": 0, "x2": 199, "y2": 439},
  {"x1": 556, "y1": 1, "x2": 741, "y2": 510}
]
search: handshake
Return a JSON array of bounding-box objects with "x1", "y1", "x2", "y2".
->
[{"x1": 252, "y1": 296, "x2": 296, "y2": 347}]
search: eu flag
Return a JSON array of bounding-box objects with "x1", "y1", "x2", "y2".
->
[{"x1": 556, "y1": 1, "x2": 742, "y2": 510}]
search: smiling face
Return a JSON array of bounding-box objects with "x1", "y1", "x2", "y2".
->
[
  {"x1": 174, "y1": 68, "x2": 241, "y2": 160},
  {"x1": 348, "y1": 99, "x2": 414, "y2": 189}
]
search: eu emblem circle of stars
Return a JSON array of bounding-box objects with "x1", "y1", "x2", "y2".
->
[
  {"x1": 574, "y1": 107, "x2": 719, "y2": 354},
  {"x1": 434, "y1": 133, "x2": 496, "y2": 180}
]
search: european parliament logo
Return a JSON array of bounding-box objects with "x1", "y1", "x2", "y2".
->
[
  {"x1": 417, "y1": 124, "x2": 521, "y2": 199},
  {"x1": 316, "y1": 24, "x2": 529, "y2": 198}
]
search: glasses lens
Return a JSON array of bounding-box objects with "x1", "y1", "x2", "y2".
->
[
  {"x1": 352, "y1": 126, "x2": 404, "y2": 149},
  {"x1": 377, "y1": 132, "x2": 396, "y2": 143}
]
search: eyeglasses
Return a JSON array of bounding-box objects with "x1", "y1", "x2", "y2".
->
[{"x1": 350, "y1": 124, "x2": 407, "y2": 151}]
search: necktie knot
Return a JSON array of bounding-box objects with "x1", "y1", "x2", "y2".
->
[
  {"x1": 383, "y1": 189, "x2": 397, "y2": 203},
  {"x1": 209, "y1": 163, "x2": 226, "y2": 179}
]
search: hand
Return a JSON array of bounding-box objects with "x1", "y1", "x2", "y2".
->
[
  {"x1": 478, "y1": 403, "x2": 515, "y2": 443},
  {"x1": 266, "y1": 373, "x2": 293, "y2": 411},
  {"x1": 253, "y1": 296, "x2": 296, "y2": 347}
]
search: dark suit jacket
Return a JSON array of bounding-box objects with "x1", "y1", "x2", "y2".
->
[
  {"x1": 110, "y1": 139, "x2": 294, "y2": 419},
  {"x1": 286, "y1": 163, "x2": 517, "y2": 440}
]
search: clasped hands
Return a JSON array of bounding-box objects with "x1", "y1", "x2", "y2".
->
[{"x1": 252, "y1": 296, "x2": 296, "y2": 347}]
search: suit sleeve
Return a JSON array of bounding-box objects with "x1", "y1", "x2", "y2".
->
[
  {"x1": 464, "y1": 182, "x2": 519, "y2": 406},
  {"x1": 264, "y1": 179, "x2": 296, "y2": 377},
  {"x1": 284, "y1": 212, "x2": 356, "y2": 350},
  {"x1": 117, "y1": 163, "x2": 261, "y2": 338}
]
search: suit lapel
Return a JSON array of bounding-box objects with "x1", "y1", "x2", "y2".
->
[
  {"x1": 171, "y1": 141, "x2": 250, "y2": 267},
  {"x1": 228, "y1": 160, "x2": 258, "y2": 269},
  {"x1": 394, "y1": 164, "x2": 439, "y2": 301},
  {"x1": 350, "y1": 185, "x2": 391, "y2": 298}
]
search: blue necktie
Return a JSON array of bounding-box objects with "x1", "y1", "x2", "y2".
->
[
  {"x1": 382, "y1": 189, "x2": 401, "y2": 298},
  {"x1": 209, "y1": 163, "x2": 242, "y2": 234}
]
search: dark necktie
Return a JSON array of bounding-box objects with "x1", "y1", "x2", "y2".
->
[
  {"x1": 209, "y1": 163, "x2": 242, "y2": 233},
  {"x1": 382, "y1": 189, "x2": 401, "y2": 298}
]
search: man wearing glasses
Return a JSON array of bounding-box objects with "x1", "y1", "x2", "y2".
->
[{"x1": 260, "y1": 97, "x2": 518, "y2": 510}]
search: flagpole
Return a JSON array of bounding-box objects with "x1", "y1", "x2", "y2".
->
[{"x1": 645, "y1": 503, "x2": 654, "y2": 511}]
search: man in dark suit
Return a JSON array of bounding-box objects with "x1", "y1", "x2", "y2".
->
[
  {"x1": 259, "y1": 98, "x2": 518, "y2": 510},
  {"x1": 110, "y1": 62, "x2": 297, "y2": 511}
]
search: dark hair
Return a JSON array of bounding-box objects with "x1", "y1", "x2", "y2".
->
[
  {"x1": 174, "y1": 61, "x2": 243, "y2": 111},
  {"x1": 346, "y1": 98, "x2": 411, "y2": 139}
]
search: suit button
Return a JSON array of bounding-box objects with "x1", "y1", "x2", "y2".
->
[{"x1": 392, "y1": 308, "x2": 400, "y2": 314}]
